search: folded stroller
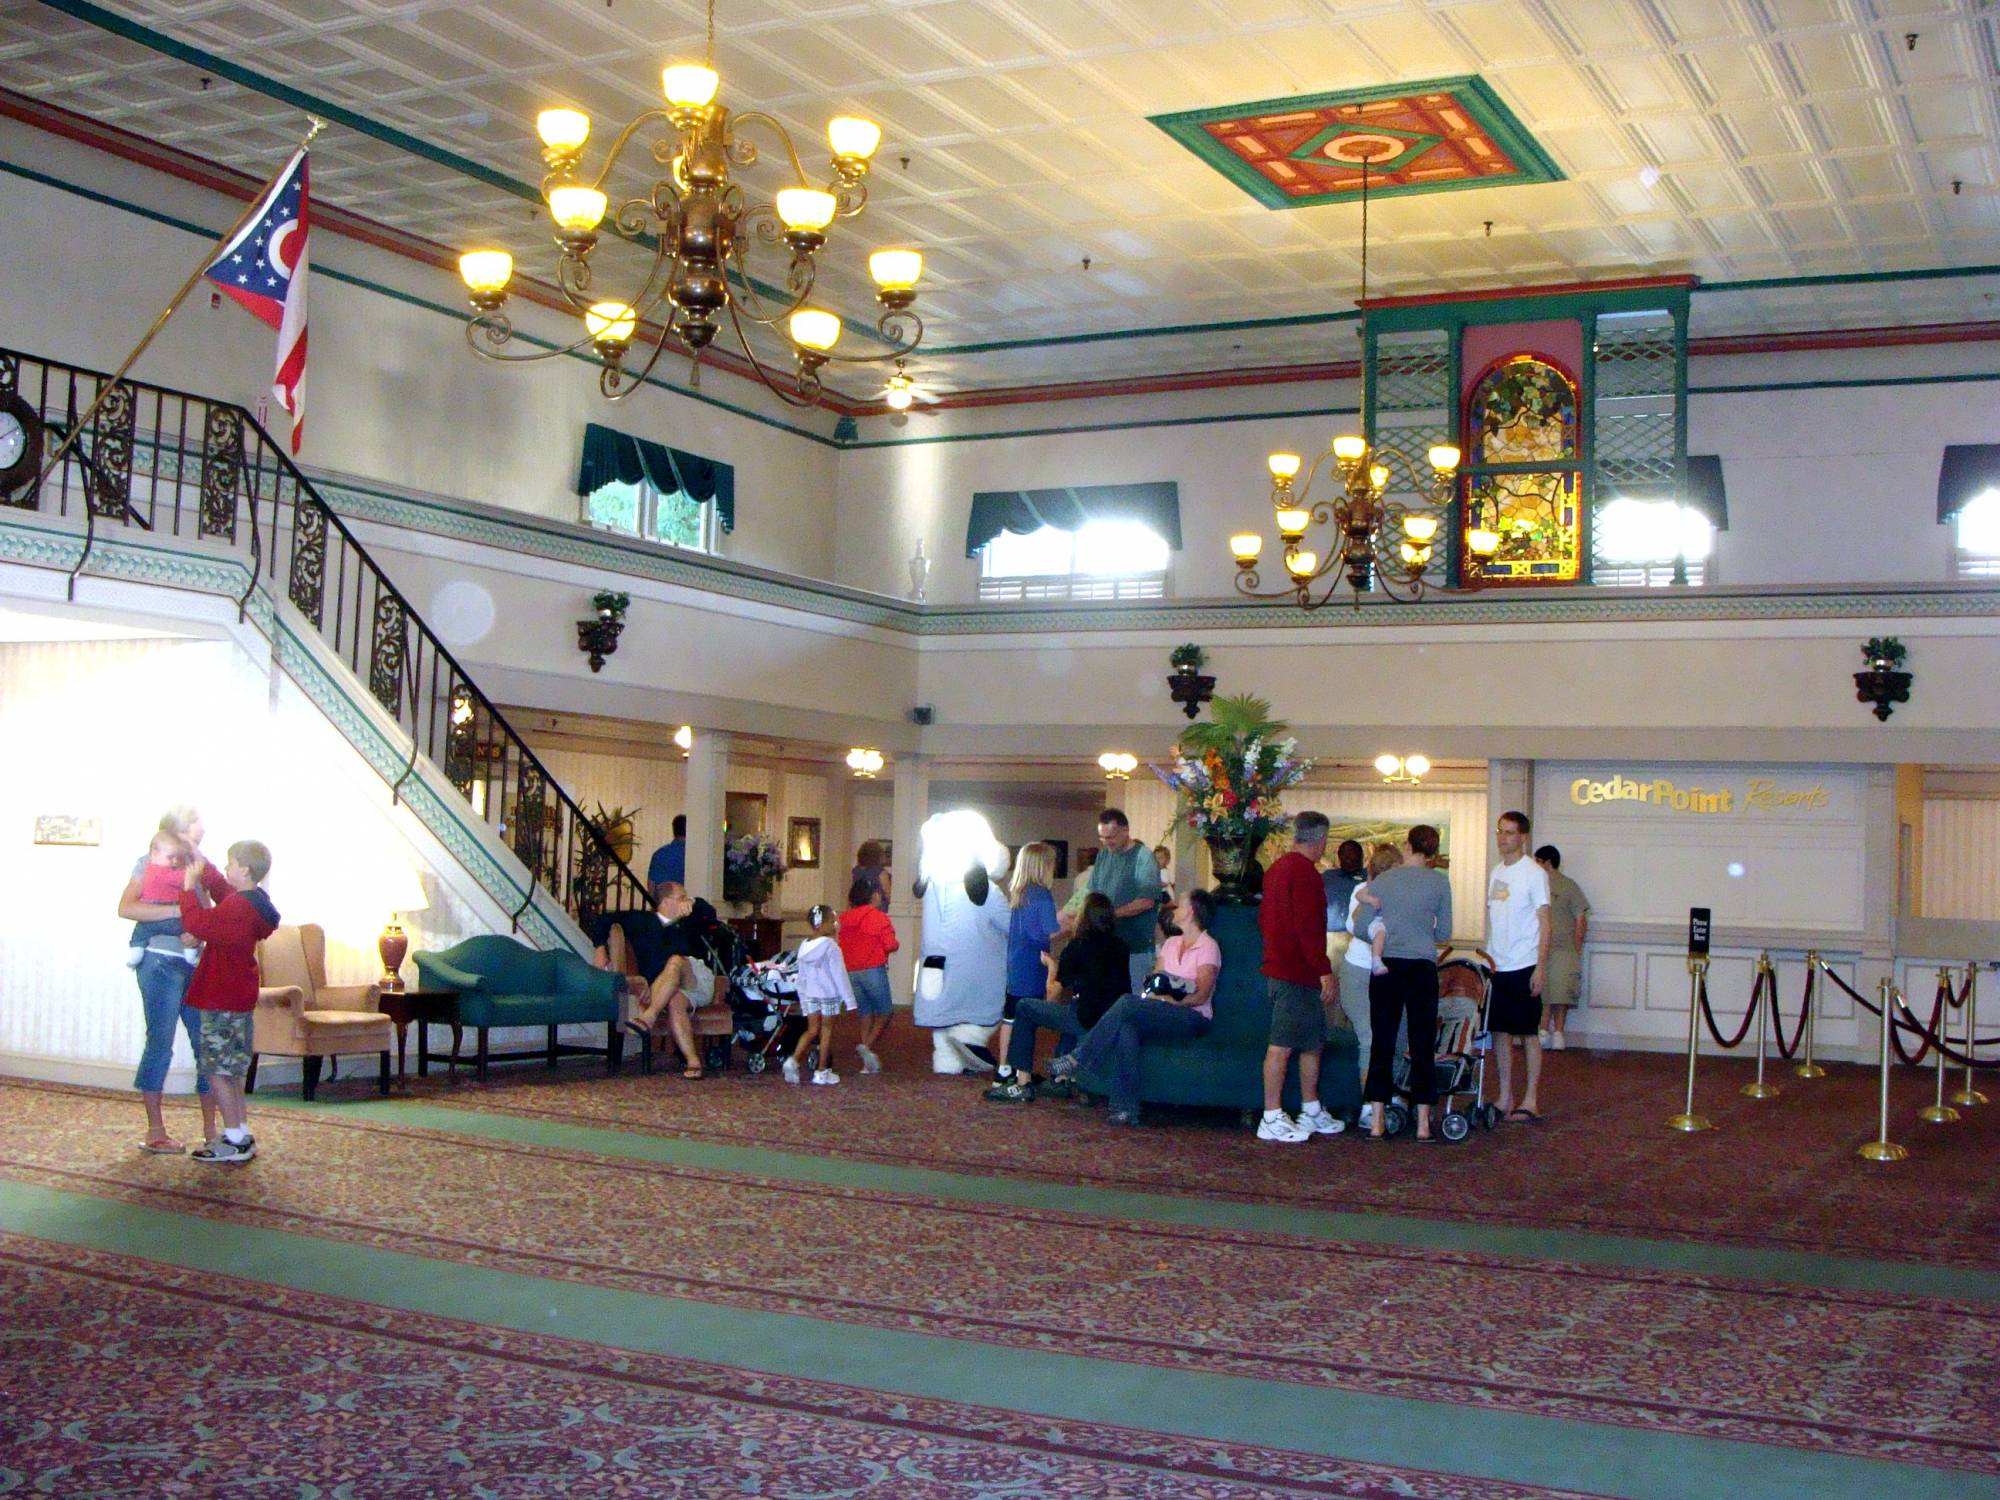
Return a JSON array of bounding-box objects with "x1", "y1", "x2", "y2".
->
[{"x1": 731, "y1": 952, "x2": 809, "y2": 1075}]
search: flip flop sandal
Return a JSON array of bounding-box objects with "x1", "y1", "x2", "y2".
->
[
  {"x1": 139, "y1": 1137, "x2": 185, "y2": 1154},
  {"x1": 624, "y1": 1020, "x2": 654, "y2": 1040},
  {"x1": 681, "y1": 1066, "x2": 706, "y2": 1080},
  {"x1": 1506, "y1": 1108, "x2": 1541, "y2": 1124}
]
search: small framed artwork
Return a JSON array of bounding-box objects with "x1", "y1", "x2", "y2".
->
[
  {"x1": 34, "y1": 815, "x2": 100, "y2": 846},
  {"x1": 787, "y1": 816, "x2": 822, "y2": 869}
]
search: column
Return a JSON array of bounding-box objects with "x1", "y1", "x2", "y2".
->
[
  {"x1": 684, "y1": 728, "x2": 729, "y2": 905},
  {"x1": 887, "y1": 752, "x2": 930, "y2": 1005}
]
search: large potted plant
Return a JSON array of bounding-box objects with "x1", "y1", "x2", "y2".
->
[
  {"x1": 1153, "y1": 693, "x2": 1312, "y2": 902},
  {"x1": 723, "y1": 831, "x2": 787, "y2": 914}
]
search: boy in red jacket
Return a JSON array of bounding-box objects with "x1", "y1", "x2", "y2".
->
[{"x1": 179, "y1": 840, "x2": 280, "y2": 1164}]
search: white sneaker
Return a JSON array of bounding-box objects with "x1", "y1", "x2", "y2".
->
[
  {"x1": 1536, "y1": 1028, "x2": 1551, "y2": 1047},
  {"x1": 856, "y1": 1044, "x2": 881, "y2": 1074},
  {"x1": 1255, "y1": 1111, "x2": 1310, "y2": 1143},
  {"x1": 782, "y1": 1057, "x2": 801, "y2": 1085},
  {"x1": 1358, "y1": 1102, "x2": 1376, "y2": 1131},
  {"x1": 1548, "y1": 1032, "x2": 1567, "y2": 1051},
  {"x1": 1298, "y1": 1106, "x2": 1346, "y2": 1136},
  {"x1": 811, "y1": 1068, "x2": 840, "y2": 1086}
]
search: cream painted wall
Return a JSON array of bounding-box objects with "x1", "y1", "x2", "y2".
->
[
  {"x1": 1920, "y1": 799, "x2": 2000, "y2": 920},
  {"x1": 0, "y1": 635, "x2": 478, "y2": 1089}
]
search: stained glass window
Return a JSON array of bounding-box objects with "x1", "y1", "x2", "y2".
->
[{"x1": 1462, "y1": 354, "x2": 1582, "y2": 585}]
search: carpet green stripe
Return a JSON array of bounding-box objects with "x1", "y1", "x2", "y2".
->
[
  {"x1": 0, "y1": 1180, "x2": 1976, "y2": 1500},
  {"x1": 260, "y1": 1094, "x2": 2000, "y2": 1302}
]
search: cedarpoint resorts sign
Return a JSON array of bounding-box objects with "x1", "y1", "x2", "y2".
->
[{"x1": 1568, "y1": 772, "x2": 1831, "y2": 815}]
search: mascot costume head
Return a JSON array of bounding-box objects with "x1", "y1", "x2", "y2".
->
[{"x1": 913, "y1": 810, "x2": 1012, "y2": 1074}]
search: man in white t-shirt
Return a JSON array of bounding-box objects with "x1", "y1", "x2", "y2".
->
[{"x1": 1486, "y1": 810, "x2": 1552, "y2": 1122}]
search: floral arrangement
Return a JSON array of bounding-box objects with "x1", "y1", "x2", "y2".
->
[
  {"x1": 1861, "y1": 636, "x2": 1907, "y2": 669},
  {"x1": 1152, "y1": 693, "x2": 1312, "y2": 844},
  {"x1": 723, "y1": 831, "x2": 787, "y2": 907}
]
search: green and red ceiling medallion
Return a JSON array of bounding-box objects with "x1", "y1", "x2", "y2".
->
[{"x1": 1150, "y1": 75, "x2": 1562, "y2": 209}]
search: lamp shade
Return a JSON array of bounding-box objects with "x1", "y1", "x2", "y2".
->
[
  {"x1": 584, "y1": 301, "x2": 637, "y2": 345},
  {"x1": 789, "y1": 308, "x2": 842, "y2": 351},
  {"x1": 1284, "y1": 548, "x2": 1317, "y2": 577},
  {"x1": 776, "y1": 188, "x2": 838, "y2": 232},
  {"x1": 1229, "y1": 532, "x2": 1264, "y2": 560},
  {"x1": 1275, "y1": 507, "x2": 1310, "y2": 537},
  {"x1": 1374, "y1": 754, "x2": 1402, "y2": 777},
  {"x1": 536, "y1": 109, "x2": 591, "y2": 151},
  {"x1": 1268, "y1": 452, "x2": 1301, "y2": 480},
  {"x1": 548, "y1": 185, "x2": 608, "y2": 232},
  {"x1": 1332, "y1": 435, "x2": 1367, "y2": 462},
  {"x1": 1402, "y1": 513, "x2": 1439, "y2": 543},
  {"x1": 1404, "y1": 754, "x2": 1431, "y2": 778},
  {"x1": 382, "y1": 866, "x2": 429, "y2": 917},
  {"x1": 662, "y1": 63, "x2": 720, "y2": 109},
  {"x1": 458, "y1": 249, "x2": 514, "y2": 295},
  {"x1": 884, "y1": 375, "x2": 914, "y2": 410},
  {"x1": 828, "y1": 116, "x2": 882, "y2": 159},
  {"x1": 1428, "y1": 444, "x2": 1461, "y2": 472},
  {"x1": 868, "y1": 248, "x2": 923, "y2": 290}
]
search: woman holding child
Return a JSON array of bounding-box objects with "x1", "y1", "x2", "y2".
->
[
  {"x1": 117, "y1": 804, "x2": 232, "y2": 1154},
  {"x1": 1355, "y1": 825, "x2": 1452, "y2": 1143}
]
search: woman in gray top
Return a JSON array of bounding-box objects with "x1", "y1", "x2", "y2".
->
[{"x1": 1353, "y1": 824, "x2": 1452, "y2": 1142}]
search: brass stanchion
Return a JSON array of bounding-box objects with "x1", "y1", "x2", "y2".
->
[
  {"x1": 1667, "y1": 954, "x2": 1714, "y2": 1132},
  {"x1": 1796, "y1": 951, "x2": 1826, "y2": 1079},
  {"x1": 1740, "y1": 951, "x2": 1781, "y2": 1099},
  {"x1": 1918, "y1": 968, "x2": 1960, "y2": 1123},
  {"x1": 1857, "y1": 979, "x2": 1909, "y2": 1162},
  {"x1": 1950, "y1": 963, "x2": 1988, "y2": 1109}
]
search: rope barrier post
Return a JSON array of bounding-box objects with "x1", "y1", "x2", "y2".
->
[
  {"x1": 1795, "y1": 951, "x2": 1826, "y2": 1080},
  {"x1": 1857, "y1": 979, "x2": 1909, "y2": 1163},
  {"x1": 1917, "y1": 966, "x2": 1960, "y2": 1125},
  {"x1": 1950, "y1": 963, "x2": 1988, "y2": 1109},
  {"x1": 1667, "y1": 954, "x2": 1714, "y2": 1133},
  {"x1": 1740, "y1": 951, "x2": 1781, "y2": 1099}
]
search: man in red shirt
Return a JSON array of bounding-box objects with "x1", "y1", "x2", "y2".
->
[
  {"x1": 1257, "y1": 811, "x2": 1344, "y2": 1143},
  {"x1": 179, "y1": 840, "x2": 280, "y2": 1164}
]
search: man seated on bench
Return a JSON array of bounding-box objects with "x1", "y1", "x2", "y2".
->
[{"x1": 591, "y1": 882, "x2": 712, "y2": 1079}]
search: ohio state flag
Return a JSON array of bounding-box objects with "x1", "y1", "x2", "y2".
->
[{"x1": 204, "y1": 150, "x2": 309, "y2": 454}]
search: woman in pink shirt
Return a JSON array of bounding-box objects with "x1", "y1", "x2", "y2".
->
[{"x1": 1054, "y1": 888, "x2": 1220, "y2": 1126}]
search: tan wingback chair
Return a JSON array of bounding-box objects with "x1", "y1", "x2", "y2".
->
[{"x1": 252, "y1": 924, "x2": 394, "y2": 1100}]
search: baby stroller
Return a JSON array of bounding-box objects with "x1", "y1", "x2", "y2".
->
[
  {"x1": 731, "y1": 952, "x2": 809, "y2": 1075},
  {"x1": 1381, "y1": 956, "x2": 1502, "y2": 1142}
]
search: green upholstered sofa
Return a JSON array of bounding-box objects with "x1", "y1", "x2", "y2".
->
[
  {"x1": 1074, "y1": 902, "x2": 1361, "y2": 1118},
  {"x1": 412, "y1": 935, "x2": 624, "y2": 1081}
]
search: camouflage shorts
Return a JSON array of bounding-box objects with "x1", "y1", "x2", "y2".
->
[{"x1": 196, "y1": 1010, "x2": 254, "y2": 1078}]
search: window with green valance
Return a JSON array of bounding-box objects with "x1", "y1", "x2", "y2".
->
[
  {"x1": 964, "y1": 482, "x2": 1181, "y2": 558},
  {"x1": 577, "y1": 423, "x2": 734, "y2": 533}
]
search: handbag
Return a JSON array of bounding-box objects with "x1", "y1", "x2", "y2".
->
[{"x1": 914, "y1": 954, "x2": 946, "y2": 1004}]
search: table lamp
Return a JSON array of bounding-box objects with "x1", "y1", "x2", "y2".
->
[{"x1": 379, "y1": 867, "x2": 430, "y2": 992}]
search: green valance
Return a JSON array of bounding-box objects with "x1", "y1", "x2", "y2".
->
[
  {"x1": 964, "y1": 482, "x2": 1181, "y2": 558},
  {"x1": 1685, "y1": 455, "x2": 1727, "y2": 530},
  {"x1": 1938, "y1": 444, "x2": 2000, "y2": 524},
  {"x1": 577, "y1": 423, "x2": 735, "y2": 533}
]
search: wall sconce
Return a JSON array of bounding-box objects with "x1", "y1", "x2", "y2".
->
[
  {"x1": 1374, "y1": 753, "x2": 1431, "y2": 785},
  {"x1": 1853, "y1": 637, "x2": 1911, "y2": 721},
  {"x1": 1098, "y1": 750, "x2": 1138, "y2": 781},
  {"x1": 846, "y1": 747, "x2": 885, "y2": 778},
  {"x1": 578, "y1": 590, "x2": 629, "y2": 673},
  {"x1": 1166, "y1": 642, "x2": 1216, "y2": 720},
  {"x1": 674, "y1": 724, "x2": 693, "y2": 758}
]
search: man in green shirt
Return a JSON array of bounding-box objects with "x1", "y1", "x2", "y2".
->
[{"x1": 1074, "y1": 808, "x2": 1164, "y2": 995}]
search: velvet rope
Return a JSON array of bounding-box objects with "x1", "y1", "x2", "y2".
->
[
  {"x1": 1769, "y1": 964, "x2": 1812, "y2": 1059},
  {"x1": 1815, "y1": 962, "x2": 2000, "y2": 1069},
  {"x1": 1698, "y1": 968, "x2": 1760, "y2": 1049},
  {"x1": 1890, "y1": 984, "x2": 1944, "y2": 1068}
]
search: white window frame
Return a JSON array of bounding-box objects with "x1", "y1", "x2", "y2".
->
[
  {"x1": 1951, "y1": 490, "x2": 2000, "y2": 579},
  {"x1": 581, "y1": 476, "x2": 717, "y2": 555},
  {"x1": 1591, "y1": 496, "x2": 1714, "y2": 588},
  {"x1": 977, "y1": 518, "x2": 1170, "y2": 603}
]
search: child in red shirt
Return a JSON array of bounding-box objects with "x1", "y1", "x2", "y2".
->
[
  {"x1": 837, "y1": 878, "x2": 899, "y2": 1073},
  {"x1": 179, "y1": 839, "x2": 280, "y2": 1164}
]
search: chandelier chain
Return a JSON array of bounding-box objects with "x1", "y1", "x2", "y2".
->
[{"x1": 705, "y1": 0, "x2": 716, "y2": 67}]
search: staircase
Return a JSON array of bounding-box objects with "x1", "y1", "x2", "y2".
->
[{"x1": 0, "y1": 345, "x2": 650, "y2": 943}]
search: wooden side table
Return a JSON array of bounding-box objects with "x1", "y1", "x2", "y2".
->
[{"x1": 376, "y1": 989, "x2": 463, "y2": 1080}]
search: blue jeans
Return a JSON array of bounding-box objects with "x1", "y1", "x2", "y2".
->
[
  {"x1": 1073, "y1": 994, "x2": 1210, "y2": 1116},
  {"x1": 134, "y1": 951, "x2": 207, "y2": 1095},
  {"x1": 1006, "y1": 996, "x2": 1083, "y2": 1075}
]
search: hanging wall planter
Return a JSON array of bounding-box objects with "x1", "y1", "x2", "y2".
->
[
  {"x1": 1853, "y1": 637, "x2": 1911, "y2": 721},
  {"x1": 1166, "y1": 642, "x2": 1216, "y2": 720},
  {"x1": 578, "y1": 590, "x2": 630, "y2": 673}
]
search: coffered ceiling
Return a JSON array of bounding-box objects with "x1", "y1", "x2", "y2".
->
[{"x1": 3, "y1": 0, "x2": 1997, "y2": 402}]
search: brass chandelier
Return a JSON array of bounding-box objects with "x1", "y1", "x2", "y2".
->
[
  {"x1": 1227, "y1": 154, "x2": 1482, "y2": 607},
  {"x1": 454, "y1": 0, "x2": 923, "y2": 406}
]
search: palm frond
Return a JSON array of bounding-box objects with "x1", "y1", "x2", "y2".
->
[{"x1": 1178, "y1": 693, "x2": 1280, "y2": 755}]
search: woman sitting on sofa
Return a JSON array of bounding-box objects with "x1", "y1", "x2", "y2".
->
[{"x1": 1047, "y1": 887, "x2": 1220, "y2": 1127}]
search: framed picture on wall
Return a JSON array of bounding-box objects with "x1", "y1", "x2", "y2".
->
[
  {"x1": 787, "y1": 817, "x2": 822, "y2": 869},
  {"x1": 1323, "y1": 815, "x2": 1452, "y2": 868},
  {"x1": 724, "y1": 791, "x2": 767, "y2": 837}
]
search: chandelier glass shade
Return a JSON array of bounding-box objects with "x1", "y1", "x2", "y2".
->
[
  {"x1": 845, "y1": 747, "x2": 885, "y2": 778},
  {"x1": 456, "y1": 0, "x2": 923, "y2": 406},
  {"x1": 1097, "y1": 751, "x2": 1138, "y2": 781}
]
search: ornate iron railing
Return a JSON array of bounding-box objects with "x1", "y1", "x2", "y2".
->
[{"x1": 1, "y1": 346, "x2": 649, "y2": 937}]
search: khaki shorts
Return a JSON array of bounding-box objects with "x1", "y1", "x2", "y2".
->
[
  {"x1": 196, "y1": 1010, "x2": 253, "y2": 1079},
  {"x1": 1267, "y1": 978, "x2": 1327, "y2": 1051}
]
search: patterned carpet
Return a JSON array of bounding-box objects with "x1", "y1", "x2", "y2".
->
[
  {"x1": 396, "y1": 1028, "x2": 1999, "y2": 1268},
  {"x1": 0, "y1": 1076, "x2": 1994, "y2": 1481},
  {"x1": 0, "y1": 1232, "x2": 1606, "y2": 1500}
]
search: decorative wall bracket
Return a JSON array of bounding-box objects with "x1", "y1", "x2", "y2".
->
[
  {"x1": 1853, "y1": 637, "x2": 1911, "y2": 721},
  {"x1": 578, "y1": 590, "x2": 630, "y2": 673},
  {"x1": 1166, "y1": 642, "x2": 1216, "y2": 720}
]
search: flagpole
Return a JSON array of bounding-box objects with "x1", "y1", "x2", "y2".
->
[{"x1": 32, "y1": 116, "x2": 327, "y2": 495}]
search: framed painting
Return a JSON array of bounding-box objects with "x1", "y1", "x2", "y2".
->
[{"x1": 787, "y1": 816, "x2": 822, "y2": 869}]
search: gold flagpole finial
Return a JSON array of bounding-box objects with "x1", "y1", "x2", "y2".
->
[{"x1": 303, "y1": 116, "x2": 328, "y2": 147}]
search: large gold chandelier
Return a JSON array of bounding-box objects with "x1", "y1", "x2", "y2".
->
[
  {"x1": 453, "y1": 0, "x2": 922, "y2": 406},
  {"x1": 1226, "y1": 154, "x2": 1481, "y2": 607}
]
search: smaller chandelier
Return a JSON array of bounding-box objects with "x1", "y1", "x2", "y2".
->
[
  {"x1": 1097, "y1": 751, "x2": 1138, "y2": 781},
  {"x1": 846, "y1": 747, "x2": 885, "y2": 778},
  {"x1": 1374, "y1": 753, "x2": 1431, "y2": 785},
  {"x1": 673, "y1": 724, "x2": 693, "y2": 757}
]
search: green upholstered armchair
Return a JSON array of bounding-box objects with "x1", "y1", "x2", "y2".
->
[
  {"x1": 1074, "y1": 902, "x2": 1361, "y2": 1118},
  {"x1": 413, "y1": 934, "x2": 624, "y2": 1081}
]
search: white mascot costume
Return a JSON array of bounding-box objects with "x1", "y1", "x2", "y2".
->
[{"x1": 913, "y1": 810, "x2": 1012, "y2": 1074}]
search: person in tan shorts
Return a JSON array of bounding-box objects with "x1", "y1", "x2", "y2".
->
[{"x1": 1535, "y1": 846, "x2": 1590, "y2": 1051}]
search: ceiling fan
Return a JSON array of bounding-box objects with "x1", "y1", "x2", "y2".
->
[{"x1": 881, "y1": 357, "x2": 941, "y2": 411}]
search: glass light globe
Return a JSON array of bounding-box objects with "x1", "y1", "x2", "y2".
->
[
  {"x1": 548, "y1": 185, "x2": 608, "y2": 232},
  {"x1": 1375, "y1": 754, "x2": 1402, "y2": 777},
  {"x1": 1332, "y1": 435, "x2": 1367, "y2": 462},
  {"x1": 536, "y1": 109, "x2": 591, "y2": 151},
  {"x1": 869, "y1": 248, "x2": 923, "y2": 290},
  {"x1": 1268, "y1": 452, "x2": 1301, "y2": 480},
  {"x1": 458, "y1": 249, "x2": 513, "y2": 294},
  {"x1": 1368, "y1": 463, "x2": 1391, "y2": 490},
  {"x1": 674, "y1": 724, "x2": 693, "y2": 751},
  {"x1": 1428, "y1": 444, "x2": 1461, "y2": 472},
  {"x1": 1402, "y1": 514, "x2": 1439, "y2": 542},
  {"x1": 1405, "y1": 754, "x2": 1431, "y2": 778},
  {"x1": 789, "y1": 308, "x2": 842, "y2": 351},
  {"x1": 884, "y1": 383, "x2": 914, "y2": 411},
  {"x1": 662, "y1": 63, "x2": 720, "y2": 109},
  {"x1": 584, "y1": 301, "x2": 636, "y2": 344},
  {"x1": 1285, "y1": 549, "x2": 1317, "y2": 577},
  {"x1": 1275, "y1": 507, "x2": 1310, "y2": 537},
  {"x1": 1400, "y1": 541, "x2": 1432, "y2": 566},
  {"x1": 828, "y1": 116, "x2": 882, "y2": 159},
  {"x1": 1229, "y1": 532, "x2": 1263, "y2": 560},
  {"x1": 776, "y1": 188, "x2": 838, "y2": 232},
  {"x1": 1468, "y1": 526, "x2": 1501, "y2": 555}
]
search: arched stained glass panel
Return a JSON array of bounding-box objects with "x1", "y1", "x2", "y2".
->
[{"x1": 1462, "y1": 354, "x2": 1583, "y2": 584}]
